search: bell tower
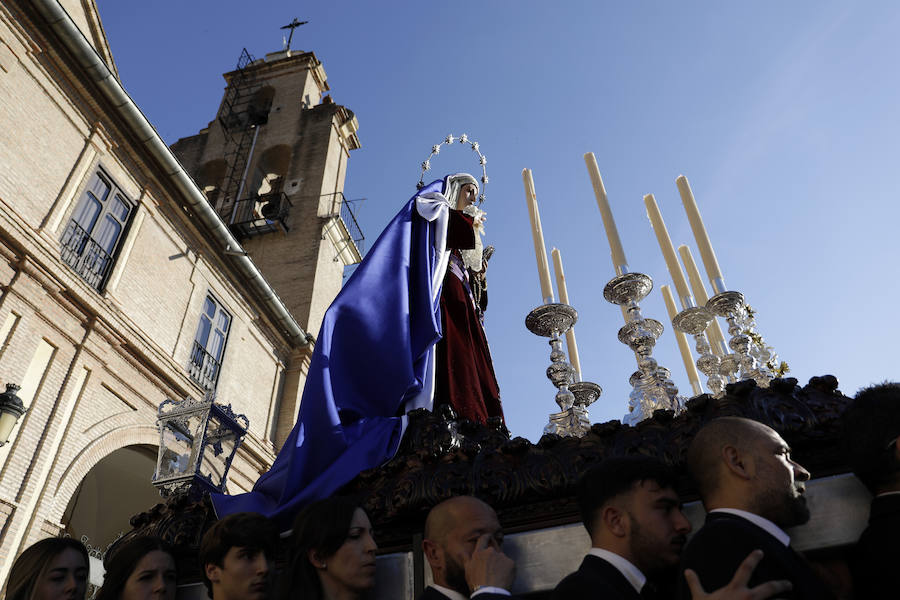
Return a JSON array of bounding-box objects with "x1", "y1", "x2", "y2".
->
[
  {"x1": 172, "y1": 46, "x2": 362, "y2": 340},
  {"x1": 171, "y1": 46, "x2": 362, "y2": 443}
]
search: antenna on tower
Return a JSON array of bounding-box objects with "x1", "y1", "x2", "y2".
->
[{"x1": 280, "y1": 18, "x2": 308, "y2": 51}]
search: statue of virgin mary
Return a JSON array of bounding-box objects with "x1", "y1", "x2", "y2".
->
[{"x1": 211, "y1": 174, "x2": 502, "y2": 529}]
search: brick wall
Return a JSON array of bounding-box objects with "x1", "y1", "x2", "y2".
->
[{"x1": 0, "y1": 0, "x2": 314, "y2": 573}]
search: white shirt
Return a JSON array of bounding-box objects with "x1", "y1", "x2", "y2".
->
[
  {"x1": 429, "y1": 584, "x2": 511, "y2": 599},
  {"x1": 587, "y1": 547, "x2": 647, "y2": 594},
  {"x1": 709, "y1": 508, "x2": 791, "y2": 547}
]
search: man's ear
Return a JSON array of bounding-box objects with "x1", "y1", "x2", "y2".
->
[
  {"x1": 422, "y1": 538, "x2": 443, "y2": 571},
  {"x1": 722, "y1": 444, "x2": 752, "y2": 480},
  {"x1": 601, "y1": 504, "x2": 628, "y2": 538},
  {"x1": 205, "y1": 563, "x2": 221, "y2": 585}
]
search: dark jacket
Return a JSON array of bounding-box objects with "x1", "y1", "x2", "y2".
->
[
  {"x1": 678, "y1": 512, "x2": 834, "y2": 600},
  {"x1": 850, "y1": 493, "x2": 900, "y2": 599},
  {"x1": 417, "y1": 585, "x2": 514, "y2": 600},
  {"x1": 552, "y1": 554, "x2": 642, "y2": 600}
]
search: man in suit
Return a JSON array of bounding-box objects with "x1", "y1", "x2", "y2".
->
[
  {"x1": 678, "y1": 417, "x2": 834, "y2": 600},
  {"x1": 553, "y1": 456, "x2": 689, "y2": 599},
  {"x1": 843, "y1": 382, "x2": 900, "y2": 598},
  {"x1": 420, "y1": 496, "x2": 516, "y2": 600},
  {"x1": 554, "y1": 456, "x2": 790, "y2": 600}
]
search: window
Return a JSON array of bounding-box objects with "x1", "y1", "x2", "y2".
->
[
  {"x1": 188, "y1": 294, "x2": 231, "y2": 391},
  {"x1": 60, "y1": 171, "x2": 133, "y2": 291}
]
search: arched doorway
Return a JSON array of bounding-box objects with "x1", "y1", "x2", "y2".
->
[{"x1": 61, "y1": 444, "x2": 161, "y2": 559}]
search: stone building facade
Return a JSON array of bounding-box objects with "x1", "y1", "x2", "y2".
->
[{"x1": 0, "y1": 0, "x2": 359, "y2": 580}]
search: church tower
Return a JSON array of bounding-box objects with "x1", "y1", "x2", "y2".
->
[
  {"x1": 172, "y1": 47, "x2": 362, "y2": 340},
  {"x1": 171, "y1": 46, "x2": 362, "y2": 442}
]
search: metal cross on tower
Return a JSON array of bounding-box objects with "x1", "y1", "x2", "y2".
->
[{"x1": 280, "y1": 18, "x2": 308, "y2": 51}]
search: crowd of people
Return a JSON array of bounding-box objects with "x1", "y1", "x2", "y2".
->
[{"x1": 7, "y1": 382, "x2": 899, "y2": 600}]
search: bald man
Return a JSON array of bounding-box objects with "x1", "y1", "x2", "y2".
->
[
  {"x1": 677, "y1": 417, "x2": 834, "y2": 600},
  {"x1": 420, "y1": 496, "x2": 516, "y2": 600}
]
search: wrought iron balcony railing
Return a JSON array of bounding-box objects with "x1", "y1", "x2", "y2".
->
[
  {"x1": 60, "y1": 221, "x2": 114, "y2": 291},
  {"x1": 324, "y1": 192, "x2": 365, "y2": 255},
  {"x1": 188, "y1": 341, "x2": 221, "y2": 392},
  {"x1": 229, "y1": 192, "x2": 292, "y2": 239}
]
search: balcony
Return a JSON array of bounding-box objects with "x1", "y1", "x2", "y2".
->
[
  {"x1": 60, "y1": 221, "x2": 114, "y2": 291},
  {"x1": 188, "y1": 341, "x2": 221, "y2": 392},
  {"x1": 228, "y1": 192, "x2": 291, "y2": 239},
  {"x1": 322, "y1": 192, "x2": 365, "y2": 266}
]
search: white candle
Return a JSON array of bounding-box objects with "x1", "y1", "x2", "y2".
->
[
  {"x1": 678, "y1": 245, "x2": 727, "y2": 357},
  {"x1": 584, "y1": 153, "x2": 628, "y2": 273},
  {"x1": 676, "y1": 175, "x2": 726, "y2": 293},
  {"x1": 522, "y1": 169, "x2": 555, "y2": 303},
  {"x1": 661, "y1": 284, "x2": 703, "y2": 396},
  {"x1": 551, "y1": 247, "x2": 582, "y2": 382},
  {"x1": 644, "y1": 193, "x2": 692, "y2": 305}
]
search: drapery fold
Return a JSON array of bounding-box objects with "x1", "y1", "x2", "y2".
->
[{"x1": 211, "y1": 179, "x2": 451, "y2": 530}]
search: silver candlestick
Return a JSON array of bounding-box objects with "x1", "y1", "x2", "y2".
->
[
  {"x1": 672, "y1": 306, "x2": 727, "y2": 397},
  {"x1": 718, "y1": 351, "x2": 741, "y2": 385},
  {"x1": 743, "y1": 305, "x2": 784, "y2": 378},
  {"x1": 526, "y1": 303, "x2": 599, "y2": 437},
  {"x1": 570, "y1": 381, "x2": 602, "y2": 410},
  {"x1": 707, "y1": 291, "x2": 772, "y2": 387},
  {"x1": 603, "y1": 272, "x2": 682, "y2": 421}
]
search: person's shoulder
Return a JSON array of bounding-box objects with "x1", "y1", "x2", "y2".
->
[
  {"x1": 552, "y1": 556, "x2": 637, "y2": 600},
  {"x1": 416, "y1": 587, "x2": 451, "y2": 600},
  {"x1": 688, "y1": 512, "x2": 776, "y2": 547},
  {"x1": 682, "y1": 514, "x2": 779, "y2": 572}
]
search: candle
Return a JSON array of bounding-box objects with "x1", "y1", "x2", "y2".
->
[
  {"x1": 584, "y1": 153, "x2": 628, "y2": 273},
  {"x1": 676, "y1": 175, "x2": 726, "y2": 294},
  {"x1": 643, "y1": 194, "x2": 692, "y2": 305},
  {"x1": 661, "y1": 284, "x2": 703, "y2": 396},
  {"x1": 551, "y1": 247, "x2": 582, "y2": 382},
  {"x1": 678, "y1": 245, "x2": 727, "y2": 356},
  {"x1": 522, "y1": 169, "x2": 555, "y2": 303}
]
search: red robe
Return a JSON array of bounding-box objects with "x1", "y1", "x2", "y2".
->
[{"x1": 432, "y1": 210, "x2": 503, "y2": 424}]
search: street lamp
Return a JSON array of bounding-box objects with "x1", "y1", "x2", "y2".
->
[
  {"x1": 0, "y1": 383, "x2": 26, "y2": 446},
  {"x1": 152, "y1": 393, "x2": 249, "y2": 498}
]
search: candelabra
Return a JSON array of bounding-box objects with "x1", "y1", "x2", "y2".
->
[
  {"x1": 603, "y1": 271, "x2": 682, "y2": 421},
  {"x1": 526, "y1": 303, "x2": 600, "y2": 437},
  {"x1": 672, "y1": 306, "x2": 727, "y2": 397},
  {"x1": 743, "y1": 305, "x2": 784, "y2": 377},
  {"x1": 706, "y1": 291, "x2": 772, "y2": 387}
]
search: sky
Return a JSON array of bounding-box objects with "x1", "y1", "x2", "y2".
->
[{"x1": 95, "y1": 1, "x2": 900, "y2": 443}]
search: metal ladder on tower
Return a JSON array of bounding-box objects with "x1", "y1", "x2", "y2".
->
[{"x1": 218, "y1": 48, "x2": 262, "y2": 222}]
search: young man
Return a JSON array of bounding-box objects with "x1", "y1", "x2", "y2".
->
[
  {"x1": 843, "y1": 382, "x2": 900, "y2": 597},
  {"x1": 420, "y1": 496, "x2": 517, "y2": 600},
  {"x1": 199, "y1": 512, "x2": 277, "y2": 600},
  {"x1": 678, "y1": 417, "x2": 834, "y2": 600},
  {"x1": 554, "y1": 456, "x2": 790, "y2": 600},
  {"x1": 554, "y1": 456, "x2": 689, "y2": 599}
]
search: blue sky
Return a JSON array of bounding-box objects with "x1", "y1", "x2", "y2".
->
[{"x1": 97, "y1": 1, "x2": 900, "y2": 442}]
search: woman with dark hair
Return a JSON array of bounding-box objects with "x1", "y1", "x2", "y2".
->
[
  {"x1": 279, "y1": 497, "x2": 378, "y2": 600},
  {"x1": 95, "y1": 536, "x2": 176, "y2": 600},
  {"x1": 7, "y1": 537, "x2": 89, "y2": 600}
]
